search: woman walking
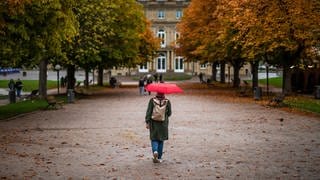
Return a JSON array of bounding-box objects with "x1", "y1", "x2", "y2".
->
[{"x1": 145, "y1": 92, "x2": 172, "y2": 163}]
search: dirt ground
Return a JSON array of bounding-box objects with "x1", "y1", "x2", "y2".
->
[{"x1": 0, "y1": 83, "x2": 319, "y2": 179}]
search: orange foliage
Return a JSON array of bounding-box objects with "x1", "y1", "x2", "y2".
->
[
  {"x1": 178, "y1": 0, "x2": 320, "y2": 64},
  {"x1": 138, "y1": 19, "x2": 160, "y2": 62}
]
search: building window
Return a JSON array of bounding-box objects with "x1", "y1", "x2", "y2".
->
[
  {"x1": 176, "y1": 10, "x2": 183, "y2": 19},
  {"x1": 175, "y1": 56, "x2": 184, "y2": 72},
  {"x1": 175, "y1": 32, "x2": 180, "y2": 47},
  {"x1": 157, "y1": 29, "x2": 166, "y2": 48},
  {"x1": 158, "y1": 10, "x2": 165, "y2": 19},
  {"x1": 200, "y1": 63, "x2": 208, "y2": 69},
  {"x1": 139, "y1": 62, "x2": 148, "y2": 72},
  {"x1": 157, "y1": 53, "x2": 166, "y2": 72}
]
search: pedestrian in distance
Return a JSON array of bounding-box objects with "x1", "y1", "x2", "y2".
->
[
  {"x1": 8, "y1": 79, "x2": 16, "y2": 103},
  {"x1": 109, "y1": 77, "x2": 117, "y2": 88},
  {"x1": 8, "y1": 79, "x2": 15, "y2": 91},
  {"x1": 159, "y1": 73, "x2": 163, "y2": 82},
  {"x1": 60, "y1": 76, "x2": 65, "y2": 87},
  {"x1": 15, "y1": 78, "x2": 23, "y2": 97},
  {"x1": 153, "y1": 73, "x2": 158, "y2": 83},
  {"x1": 145, "y1": 92, "x2": 172, "y2": 163},
  {"x1": 199, "y1": 72, "x2": 204, "y2": 83},
  {"x1": 139, "y1": 76, "x2": 145, "y2": 95}
]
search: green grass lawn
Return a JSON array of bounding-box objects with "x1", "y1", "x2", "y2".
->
[
  {"x1": 0, "y1": 99, "x2": 48, "y2": 120},
  {"x1": 257, "y1": 77, "x2": 320, "y2": 114},
  {"x1": 258, "y1": 77, "x2": 283, "y2": 88},
  {"x1": 0, "y1": 80, "x2": 57, "y2": 92},
  {"x1": 162, "y1": 73, "x2": 193, "y2": 81},
  {"x1": 285, "y1": 96, "x2": 320, "y2": 114},
  {"x1": 0, "y1": 95, "x2": 67, "y2": 120}
]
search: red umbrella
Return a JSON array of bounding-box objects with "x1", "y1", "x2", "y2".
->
[{"x1": 145, "y1": 83, "x2": 183, "y2": 94}]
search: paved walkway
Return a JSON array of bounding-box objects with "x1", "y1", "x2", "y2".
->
[{"x1": 0, "y1": 83, "x2": 319, "y2": 179}]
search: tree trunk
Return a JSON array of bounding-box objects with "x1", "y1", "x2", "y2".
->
[
  {"x1": 233, "y1": 66, "x2": 240, "y2": 88},
  {"x1": 38, "y1": 59, "x2": 48, "y2": 98},
  {"x1": 282, "y1": 66, "x2": 291, "y2": 94},
  {"x1": 92, "y1": 68, "x2": 95, "y2": 85},
  {"x1": 85, "y1": 69, "x2": 89, "y2": 88},
  {"x1": 67, "y1": 65, "x2": 76, "y2": 90},
  {"x1": 98, "y1": 65, "x2": 104, "y2": 86},
  {"x1": 231, "y1": 58, "x2": 245, "y2": 88},
  {"x1": 251, "y1": 60, "x2": 259, "y2": 90},
  {"x1": 211, "y1": 62, "x2": 217, "y2": 81},
  {"x1": 220, "y1": 61, "x2": 226, "y2": 83}
]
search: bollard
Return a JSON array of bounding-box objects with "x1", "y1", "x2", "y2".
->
[
  {"x1": 67, "y1": 89, "x2": 75, "y2": 103},
  {"x1": 315, "y1": 86, "x2": 320, "y2": 99},
  {"x1": 254, "y1": 87, "x2": 262, "y2": 100}
]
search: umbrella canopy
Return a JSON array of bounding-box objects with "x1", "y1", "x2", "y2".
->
[{"x1": 145, "y1": 83, "x2": 183, "y2": 94}]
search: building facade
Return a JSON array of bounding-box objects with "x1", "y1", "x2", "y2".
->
[
  {"x1": 137, "y1": 0, "x2": 191, "y2": 74},
  {"x1": 111, "y1": 0, "x2": 249, "y2": 80},
  {"x1": 136, "y1": 0, "x2": 247, "y2": 78}
]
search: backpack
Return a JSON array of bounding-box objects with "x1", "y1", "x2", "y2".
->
[{"x1": 151, "y1": 97, "x2": 168, "y2": 121}]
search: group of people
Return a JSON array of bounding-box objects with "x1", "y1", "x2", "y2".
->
[
  {"x1": 8, "y1": 79, "x2": 23, "y2": 98},
  {"x1": 139, "y1": 73, "x2": 163, "y2": 96},
  {"x1": 109, "y1": 77, "x2": 117, "y2": 88},
  {"x1": 60, "y1": 76, "x2": 66, "y2": 88}
]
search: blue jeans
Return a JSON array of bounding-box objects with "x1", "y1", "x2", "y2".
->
[
  {"x1": 139, "y1": 86, "x2": 144, "y2": 95},
  {"x1": 16, "y1": 89, "x2": 22, "y2": 97},
  {"x1": 151, "y1": 140, "x2": 164, "y2": 159}
]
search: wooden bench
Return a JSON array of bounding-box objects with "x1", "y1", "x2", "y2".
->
[
  {"x1": 45, "y1": 96, "x2": 64, "y2": 109},
  {"x1": 268, "y1": 93, "x2": 285, "y2": 106}
]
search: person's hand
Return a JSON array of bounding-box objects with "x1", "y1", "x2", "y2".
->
[{"x1": 146, "y1": 123, "x2": 149, "y2": 129}]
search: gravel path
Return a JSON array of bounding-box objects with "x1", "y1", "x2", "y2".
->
[{"x1": 0, "y1": 83, "x2": 319, "y2": 179}]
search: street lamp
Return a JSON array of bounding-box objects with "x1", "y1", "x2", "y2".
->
[
  {"x1": 55, "y1": 64, "x2": 61, "y2": 95},
  {"x1": 265, "y1": 62, "x2": 269, "y2": 97},
  {"x1": 228, "y1": 65, "x2": 231, "y2": 84}
]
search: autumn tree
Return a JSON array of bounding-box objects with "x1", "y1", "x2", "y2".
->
[
  {"x1": 178, "y1": 0, "x2": 221, "y2": 80},
  {"x1": 227, "y1": 0, "x2": 320, "y2": 92},
  {"x1": 179, "y1": 0, "x2": 320, "y2": 90},
  {"x1": 66, "y1": 0, "x2": 153, "y2": 87},
  {"x1": 137, "y1": 20, "x2": 160, "y2": 69},
  {"x1": 0, "y1": 0, "x2": 32, "y2": 67},
  {"x1": 94, "y1": 0, "x2": 147, "y2": 85},
  {"x1": 0, "y1": 0, "x2": 78, "y2": 97}
]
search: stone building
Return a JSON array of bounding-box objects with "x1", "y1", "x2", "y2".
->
[
  {"x1": 136, "y1": 0, "x2": 191, "y2": 74},
  {"x1": 112, "y1": 0, "x2": 250, "y2": 81}
]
